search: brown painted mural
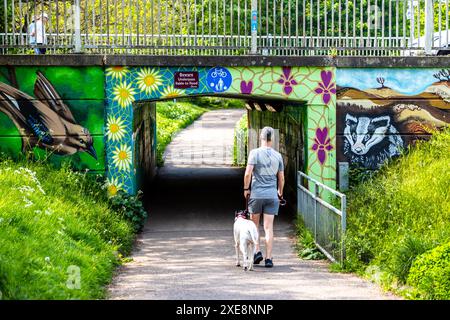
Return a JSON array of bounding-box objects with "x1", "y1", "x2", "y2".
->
[{"x1": 337, "y1": 68, "x2": 450, "y2": 169}]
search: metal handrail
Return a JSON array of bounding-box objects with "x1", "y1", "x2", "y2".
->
[{"x1": 297, "y1": 171, "x2": 346, "y2": 264}]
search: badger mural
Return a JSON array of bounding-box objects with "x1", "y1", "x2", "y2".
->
[
  {"x1": 343, "y1": 114, "x2": 403, "y2": 169},
  {"x1": 337, "y1": 68, "x2": 450, "y2": 169}
]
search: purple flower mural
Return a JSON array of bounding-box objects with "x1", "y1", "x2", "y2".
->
[
  {"x1": 314, "y1": 70, "x2": 336, "y2": 105},
  {"x1": 312, "y1": 127, "x2": 333, "y2": 165},
  {"x1": 277, "y1": 67, "x2": 298, "y2": 95},
  {"x1": 240, "y1": 80, "x2": 253, "y2": 94}
]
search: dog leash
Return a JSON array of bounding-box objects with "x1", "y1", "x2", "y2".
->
[{"x1": 278, "y1": 194, "x2": 287, "y2": 206}]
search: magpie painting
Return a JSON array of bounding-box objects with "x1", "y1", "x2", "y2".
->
[{"x1": 0, "y1": 71, "x2": 97, "y2": 159}]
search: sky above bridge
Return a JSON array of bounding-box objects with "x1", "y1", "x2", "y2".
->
[{"x1": 338, "y1": 68, "x2": 442, "y2": 95}]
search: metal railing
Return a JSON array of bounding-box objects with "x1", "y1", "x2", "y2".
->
[
  {"x1": 1, "y1": 0, "x2": 449, "y2": 55},
  {"x1": 297, "y1": 171, "x2": 346, "y2": 264}
]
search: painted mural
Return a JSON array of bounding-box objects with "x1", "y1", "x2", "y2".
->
[
  {"x1": 105, "y1": 66, "x2": 336, "y2": 194},
  {"x1": 0, "y1": 66, "x2": 105, "y2": 172},
  {"x1": 337, "y1": 68, "x2": 450, "y2": 169}
]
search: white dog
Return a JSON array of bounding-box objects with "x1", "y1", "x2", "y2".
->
[{"x1": 233, "y1": 212, "x2": 259, "y2": 271}]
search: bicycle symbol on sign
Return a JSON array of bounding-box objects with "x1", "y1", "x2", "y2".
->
[
  {"x1": 207, "y1": 66, "x2": 232, "y2": 93},
  {"x1": 210, "y1": 68, "x2": 228, "y2": 78}
]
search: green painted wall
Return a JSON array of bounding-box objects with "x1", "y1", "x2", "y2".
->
[{"x1": 0, "y1": 66, "x2": 105, "y2": 173}]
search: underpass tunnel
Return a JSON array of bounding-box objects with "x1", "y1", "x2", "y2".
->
[{"x1": 132, "y1": 97, "x2": 307, "y2": 221}]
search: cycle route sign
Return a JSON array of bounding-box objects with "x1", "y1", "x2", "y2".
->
[{"x1": 206, "y1": 67, "x2": 232, "y2": 93}]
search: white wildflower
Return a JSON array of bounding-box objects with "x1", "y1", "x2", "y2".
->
[
  {"x1": 13, "y1": 167, "x2": 45, "y2": 195},
  {"x1": 16, "y1": 185, "x2": 35, "y2": 195},
  {"x1": 23, "y1": 197, "x2": 34, "y2": 208}
]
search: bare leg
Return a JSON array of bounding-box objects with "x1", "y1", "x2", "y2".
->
[
  {"x1": 250, "y1": 213, "x2": 261, "y2": 252},
  {"x1": 263, "y1": 214, "x2": 275, "y2": 259}
]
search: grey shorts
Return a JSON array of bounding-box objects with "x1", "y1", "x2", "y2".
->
[{"x1": 248, "y1": 198, "x2": 280, "y2": 215}]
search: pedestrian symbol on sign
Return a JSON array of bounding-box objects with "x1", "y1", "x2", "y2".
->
[{"x1": 207, "y1": 67, "x2": 232, "y2": 93}]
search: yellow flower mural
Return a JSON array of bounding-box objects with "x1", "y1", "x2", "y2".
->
[
  {"x1": 161, "y1": 86, "x2": 184, "y2": 99},
  {"x1": 136, "y1": 68, "x2": 163, "y2": 94},
  {"x1": 106, "y1": 176, "x2": 123, "y2": 197},
  {"x1": 106, "y1": 115, "x2": 126, "y2": 142},
  {"x1": 112, "y1": 144, "x2": 132, "y2": 171},
  {"x1": 113, "y1": 81, "x2": 137, "y2": 108},
  {"x1": 106, "y1": 66, "x2": 129, "y2": 80}
]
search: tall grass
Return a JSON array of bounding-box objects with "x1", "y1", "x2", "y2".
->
[
  {"x1": 233, "y1": 113, "x2": 248, "y2": 166},
  {"x1": 0, "y1": 159, "x2": 134, "y2": 299},
  {"x1": 344, "y1": 128, "x2": 450, "y2": 298}
]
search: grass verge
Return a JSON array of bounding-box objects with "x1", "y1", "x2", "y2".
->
[
  {"x1": 342, "y1": 128, "x2": 450, "y2": 299},
  {"x1": 0, "y1": 159, "x2": 135, "y2": 299},
  {"x1": 233, "y1": 113, "x2": 248, "y2": 166}
]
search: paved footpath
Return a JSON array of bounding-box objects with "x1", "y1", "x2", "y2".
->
[{"x1": 108, "y1": 109, "x2": 397, "y2": 300}]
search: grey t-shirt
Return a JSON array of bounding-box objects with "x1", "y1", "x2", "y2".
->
[{"x1": 248, "y1": 146, "x2": 284, "y2": 199}]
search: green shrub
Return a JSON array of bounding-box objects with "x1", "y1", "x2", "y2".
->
[
  {"x1": 407, "y1": 242, "x2": 450, "y2": 300},
  {"x1": 295, "y1": 218, "x2": 325, "y2": 260},
  {"x1": 188, "y1": 97, "x2": 245, "y2": 109},
  {"x1": 107, "y1": 190, "x2": 148, "y2": 232},
  {"x1": 348, "y1": 163, "x2": 377, "y2": 190}
]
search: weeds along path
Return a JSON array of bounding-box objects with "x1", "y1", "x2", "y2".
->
[{"x1": 107, "y1": 109, "x2": 397, "y2": 300}]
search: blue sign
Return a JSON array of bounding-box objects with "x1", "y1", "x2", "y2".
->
[
  {"x1": 251, "y1": 10, "x2": 258, "y2": 32},
  {"x1": 207, "y1": 67, "x2": 232, "y2": 93}
]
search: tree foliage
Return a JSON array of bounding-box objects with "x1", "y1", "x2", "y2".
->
[{"x1": 2, "y1": 1, "x2": 449, "y2": 42}]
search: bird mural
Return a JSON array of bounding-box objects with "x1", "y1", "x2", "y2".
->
[{"x1": 0, "y1": 71, "x2": 97, "y2": 159}]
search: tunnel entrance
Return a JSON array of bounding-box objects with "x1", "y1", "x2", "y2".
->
[
  {"x1": 104, "y1": 65, "x2": 337, "y2": 198},
  {"x1": 132, "y1": 97, "x2": 306, "y2": 218}
]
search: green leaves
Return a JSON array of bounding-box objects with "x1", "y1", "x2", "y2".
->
[
  {"x1": 295, "y1": 218, "x2": 326, "y2": 261},
  {"x1": 108, "y1": 190, "x2": 147, "y2": 232},
  {"x1": 407, "y1": 242, "x2": 450, "y2": 300}
]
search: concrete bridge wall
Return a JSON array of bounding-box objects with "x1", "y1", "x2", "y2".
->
[{"x1": 0, "y1": 56, "x2": 448, "y2": 194}]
